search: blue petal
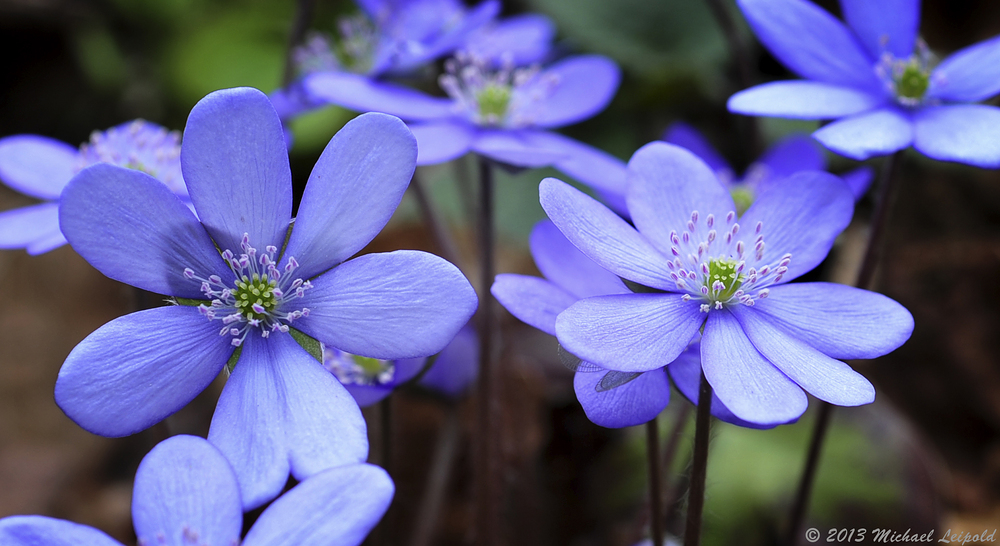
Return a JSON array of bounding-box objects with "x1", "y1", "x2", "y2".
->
[
  {"x1": 738, "y1": 170, "x2": 854, "y2": 281},
  {"x1": 55, "y1": 306, "x2": 232, "y2": 437},
  {"x1": 913, "y1": 104, "x2": 1000, "y2": 168},
  {"x1": 132, "y1": 435, "x2": 242, "y2": 546},
  {"x1": 529, "y1": 220, "x2": 629, "y2": 299},
  {"x1": 840, "y1": 166, "x2": 874, "y2": 200},
  {"x1": 0, "y1": 203, "x2": 60, "y2": 251},
  {"x1": 304, "y1": 71, "x2": 455, "y2": 120},
  {"x1": 929, "y1": 34, "x2": 1000, "y2": 103},
  {"x1": 539, "y1": 177, "x2": 677, "y2": 290},
  {"x1": 839, "y1": 0, "x2": 920, "y2": 60},
  {"x1": 26, "y1": 230, "x2": 68, "y2": 255},
  {"x1": 626, "y1": 142, "x2": 737, "y2": 257},
  {"x1": 0, "y1": 135, "x2": 78, "y2": 199},
  {"x1": 556, "y1": 293, "x2": 705, "y2": 373},
  {"x1": 750, "y1": 282, "x2": 914, "y2": 360},
  {"x1": 700, "y1": 309, "x2": 807, "y2": 425},
  {"x1": 284, "y1": 113, "x2": 416, "y2": 279},
  {"x1": 410, "y1": 121, "x2": 475, "y2": 165},
  {"x1": 529, "y1": 55, "x2": 621, "y2": 129},
  {"x1": 755, "y1": 134, "x2": 825, "y2": 182},
  {"x1": 470, "y1": 130, "x2": 565, "y2": 168},
  {"x1": 730, "y1": 306, "x2": 875, "y2": 406},
  {"x1": 464, "y1": 13, "x2": 555, "y2": 67},
  {"x1": 389, "y1": 0, "x2": 502, "y2": 74},
  {"x1": 662, "y1": 122, "x2": 732, "y2": 176},
  {"x1": 728, "y1": 81, "x2": 882, "y2": 119},
  {"x1": 0, "y1": 516, "x2": 123, "y2": 546},
  {"x1": 181, "y1": 87, "x2": 292, "y2": 254},
  {"x1": 59, "y1": 164, "x2": 231, "y2": 299},
  {"x1": 295, "y1": 250, "x2": 478, "y2": 360},
  {"x1": 519, "y1": 130, "x2": 628, "y2": 200},
  {"x1": 242, "y1": 464, "x2": 393, "y2": 546},
  {"x1": 573, "y1": 368, "x2": 669, "y2": 428},
  {"x1": 342, "y1": 383, "x2": 394, "y2": 408},
  {"x1": 737, "y1": 0, "x2": 880, "y2": 90},
  {"x1": 491, "y1": 273, "x2": 577, "y2": 336},
  {"x1": 812, "y1": 107, "x2": 913, "y2": 159},
  {"x1": 419, "y1": 323, "x2": 478, "y2": 397}
]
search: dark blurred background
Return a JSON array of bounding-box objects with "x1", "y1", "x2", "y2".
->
[{"x1": 1, "y1": 0, "x2": 999, "y2": 544}]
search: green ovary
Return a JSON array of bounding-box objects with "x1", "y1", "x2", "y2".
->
[
  {"x1": 476, "y1": 84, "x2": 512, "y2": 121},
  {"x1": 706, "y1": 258, "x2": 743, "y2": 301},
  {"x1": 234, "y1": 273, "x2": 278, "y2": 321},
  {"x1": 895, "y1": 62, "x2": 930, "y2": 101}
]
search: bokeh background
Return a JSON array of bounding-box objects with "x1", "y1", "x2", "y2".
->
[{"x1": 1, "y1": 0, "x2": 1000, "y2": 544}]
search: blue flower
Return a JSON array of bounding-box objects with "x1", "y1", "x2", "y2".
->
[
  {"x1": 0, "y1": 120, "x2": 187, "y2": 255},
  {"x1": 0, "y1": 435, "x2": 393, "y2": 546},
  {"x1": 493, "y1": 220, "x2": 781, "y2": 428},
  {"x1": 540, "y1": 142, "x2": 914, "y2": 425},
  {"x1": 54, "y1": 87, "x2": 478, "y2": 509},
  {"x1": 728, "y1": 0, "x2": 1000, "y2": 166}
]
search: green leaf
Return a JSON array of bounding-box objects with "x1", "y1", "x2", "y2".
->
[{"x1": 289, "y1": 327, "x2": 323, "y2": 363}]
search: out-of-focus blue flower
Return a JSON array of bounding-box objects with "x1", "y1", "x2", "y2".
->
[
  {"x1": 0, "y1": 120, "x2": 186, "y2": 255},
  {"x1": 462, "y1": 13, "x2": 555, "y2": 68},
  {"x1": 54, "y1": 87, "x2": 477, "y2": 509},
  {"x1": 541, "y1": 142, "x2": 914, "y2": 425},
  {"x1": 728, "y1": 0, "x2": 1000, "y2": 167},
  {"x1": 664, "y1": 122, "x2": 874, "y2": 207},
  {"x1": 493, "y1": 220, "x2": 779, "y2": 429},
  {"x1": 0, "y1": 435, "x2": 393, "y2": 546}
]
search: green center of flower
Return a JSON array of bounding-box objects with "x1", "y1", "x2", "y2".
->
[
  {"x1": 476, "y1": 84, "x2": 512, "y2": 122},
  {"x1": 234, "y1": 273, "x2": 278, "y2": 321},
  {"x1": 352, "y1": 355, "x2": 390, "y2": 377},
  {"x1": 895, "y1": 61, "x2": 930, "y2": 101},
  {"x1": 706, "y1": 258, "x2": 743, "y2": 301},
  {"x1": 730, "y1": 187, "x2": 755, "y2": 216}
]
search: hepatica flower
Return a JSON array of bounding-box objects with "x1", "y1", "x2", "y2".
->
[
  {"x1": 0, "y1": 435, "x2": 393, "y2": 546},
  {"x1": 0, "y1": 120, "x2": 186, "y2": 254},
  {"x1": 540, "y1": 142, "x2": 914, "y2": 424},
  {"x1": 728, "y1": 0, "x2": 1000, "y2": 166},
  {"x1": 55, "y1": 88, "x2": 477, "y2": 509}
]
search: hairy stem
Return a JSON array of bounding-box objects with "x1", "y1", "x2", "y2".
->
[
  {"x1": 684, "y1": 372, "x2": 713, "y2": 546},
  {"x1": 647, "y1": 417, "x2": 664, "y2": 546}
]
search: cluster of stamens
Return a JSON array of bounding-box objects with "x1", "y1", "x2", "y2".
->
[
  {"x1": 77, "y1": 120, "x2": 185, "y2": 195},
  {"x1": 439, "y1": 52, "x2": 559, "y2": 127},
  {"x1": 185, "y1": 234, "x2": 312, "y2": 347},
  {"x1": 875, "y1": 39, "x2": 937, "y2": 106},
  {"x1": 667, "y1": 210, "x2": 791, "y2": 313},
  {"x1": 322, "y1": 345, "x2": 396, "y2": 387}
]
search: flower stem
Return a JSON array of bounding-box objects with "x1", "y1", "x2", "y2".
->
[
  {"x1": 282, "y1": 0, "x2": 318, "y2": 87},
  {"x1": 475, "y1": 155, "x2": 501, "y2": 546},
  {"x1": 408, "y1": 404, "x2": 461, "y2": 546},
  {"x1": 646, "y1": 417, "x2": 664, "y2": 546},
  {"x1": 684, "y1": 371, "x2": 713, "y2": 546},
  {"x1": 379, "y1": 395, "x2": 395, "y2": 546},
  {"x1": 662, "y1": 402, "x2": 694, "y2": 517},
  {"x1": 785, "y1": 150, "x2": 904, "y2": 545}
]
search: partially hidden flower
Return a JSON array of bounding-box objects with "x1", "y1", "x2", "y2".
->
[
  {"x1": 540, "y1": 142, "x2": 914, "y2": 425},
  {"x1": 0, "y1": 120, "x2": 186, "y2": 255},
  {"x1": 728, "y1": 0, "x2": 1000, "y2": 166},
  {"x1": 54, "y1": 87, "x2": 477, "y2": 509},
  {"x1": 0, "y1": 435, "x2": 393, "y2": 546},
  {"x1": 493, "y1": 220, "x2": 779, "y2": 429}
]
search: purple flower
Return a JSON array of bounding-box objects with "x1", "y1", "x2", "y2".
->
[
  {"x1": 0, "y1": 120, "x2": 187, "y2": 255},
  {"x1": 303, "y1": 52, "x2": 621, "y2": 170},
  {"x1": 462, "y1": 13, "x2": 556, "y2": 68},
  {"x1": 0, "y1": 435, "x2": 393, "y2": 546},
  {"x1": 540, "y1": 142, "x2": 914, "y2": 425},
  {"x1": 54, "y1": 88, "x2": 477, "y2": 509},
  {"x1": 728, "y1": 0, "x2": 1000, "y2": 167},
  {"x1": 493, "y1": 220, "x2": 779, "y2": 429}
]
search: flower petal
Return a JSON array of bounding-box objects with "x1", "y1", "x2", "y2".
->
[
  {"x1": 750, "y1": 282, "x2": 914, "y2": 359},
  {"x1": 840, "y1": 166, "x2": 874, "y2": 200},
  {"x1": 912, "y1": 104, "x2": 1000, "y2": 168},
  {"x1": 700, "y1": 309, "x2": 807, "y2": 424},
  {"x1": 295, "y1": 250, "x2": 478, "y2": 360},
  {"x1": 304, "y1": 71, "x2": 456, "y2": 121},
  {"x1": 389, "y1": 0, "x2": 502, "y2": 74},
  {"x1": 181, "y1": 87, "x2": 292, "y2": 253},
  {"x1": 410, "y1": 121, "x2": 475, "y2": 165},
  {"x1": 839, "y1": 0, "x2": 920, "y2": 60},
  {"x1": 738, "y1": 170, "x2": 854, "y2": 281},
  {"x1": 540, "y1": 177, "x2": 677, "y2": 290},
  {"x1": 529, "y1": 55, "x2": 621, "y2": 129},
  {"x1": 573, "y1": 368, "x2": 669, "y2": 428},
  {"x1": 755, "y1": 134, "x2": 825, "y2": 182},
  {"x1": 731, "y1": 306, "x2": 875, "y2": 406},
  {"x1": 242, "y1": 464, "x2": 393, "y2": 546},
  {"x1": 419, "y1": 323, "x2": 478, "y2": 397},
  {"x1": 662, "y1": 122, "x2": 732, "y2": 175},
  {"x1": 55, "y1": 306, "x2": 232, "y2": 437},
  {"x1": 132, "y1": 435, "x2": 242, "y2": 546},
  {"x1": 737, "y1": 0, "x2": 880, "y2": 89},
  {"x1": 728, "y1": 81, "x2": 882, "y2": 119},
  {"x1": 465, "y1": 13, "x2": 555, "y2": 67},
  {"x1": 529, "y1": 219, "x2": 629, "y2": 299},
  {"x1": 284, "y1": 113, "x2": 416, "y2": 279},
  {"x1": 518, "y1": 130, "x2": 628, "y2": 198},
  {"x1": 0, "y1": 516, "x2": 122, "y2": 546},
  {"x1": 929, "y1": 34, "x2": 1000, "y2": 103},
  {"x1": 0, "y1": 135, "x2": 78, "y2": 199},
  {"x1": 26, "y1": 229, "x2": 69, "y2": 255},
  {"x1": 492, "y1": 273, "x2": 577, "y2": 336},
  {"x1": 626, "y1": 142, "x2": 737, "y2": 256},
  {"x1": 59, "y1": 164, "x2": 230, "y2": 299},
  {"x1": 556, "y1": 293, "x2": 705, "y2": 373},
  {"x1": 812, "y1": 107, "x2": 913, "y2": 160},
  {"x1": 0, "y1": 203, "x2": 60, "y2": 250},
  {"x1": 470, "y1": 130, "x2": 565, "y2": 168}
]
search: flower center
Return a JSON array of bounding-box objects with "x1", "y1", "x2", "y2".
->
[
  {"x1": 895, "y1": 61, "x2": 930, "y2": 101},
  {"x1": 323, "y1": 345, "x2": 396, "y2": 386},
  {"x1": 875, "y1": 40, "x2": 936, "y2": 107},
  {"x1": 705, "y1": 258, "x2": 743, "y2": 301},
  {"x1": 77, "y1": 120, "x2": 186, "y2": 196},
  {"x1": 476, "y1": 83, "x2": 512, "y2": 121},
  {"x1": 438, "y1": 52, "x2": 558, "y2": 128},
  {"x1": 233, "y1": 273, "x2": 278, "y2": 321}
]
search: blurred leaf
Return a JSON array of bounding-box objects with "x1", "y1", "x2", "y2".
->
[
  {"x1": 73, "y1": 28, "x2": 128, "y2": 91},
  {"x1": 289, "y1": 106, "x2": 354, "y2": 155}
]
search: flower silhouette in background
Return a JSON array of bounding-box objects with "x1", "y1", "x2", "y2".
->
[
  {"x1": 55, "y1": 87, "x2": 477, "y2": 509},
  {"x1": 0, "y1": 120, "x2": 187, "y2": 254},
  {"x1": 729, "y1": 0, "x2": 1000, "y2": 166},
  {"x1": 0, "y1": 435, "x2": 393, "y2": 546}
]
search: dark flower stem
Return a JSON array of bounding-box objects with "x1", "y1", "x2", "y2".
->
[
  {"x1": 661, "y1": 402, "x2": 694, "y2": 514},
  {"x1": 379, "y1": 395, "x2": 395, "y2": 546},
  {"x1": 684, "y1": 371, "x2": 713, "y2": 546},
  {"x1": 408, "y1": 404, "x2": 461, "y2": 546},
  {"x1": 282, "y1": 0, "x2": 318, "y2": 87},
  {"x1": 475, "y1": 155, "x2": 501, "y2": 546},
  {"x1": 785, "y1": 150, "x2": 904, "y2": 546},
  {"x1": 646, "y1": 417, "x2": 664, "y2": 546},
  {"x1": 410, "y1": 171, "x2": 463, "y2": 268}
]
